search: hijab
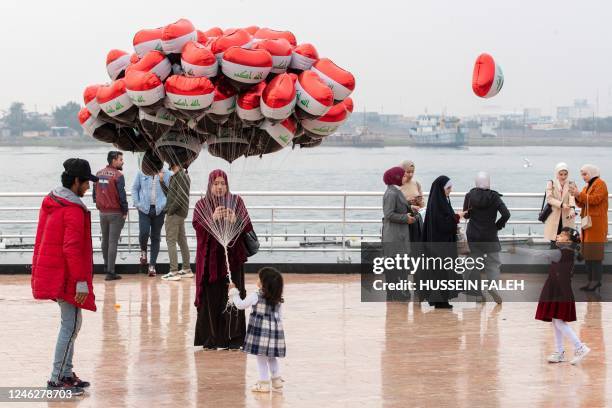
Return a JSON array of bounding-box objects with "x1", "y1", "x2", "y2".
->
[
  {"x1": 194, "y1": 169, "x2": 251, "y2": 287},
  {"x1": 400, "y1": 160, "x2": 415, "y2": 171},
  {"x1": 204, "y1": 169, "x2": 232, "y2": 209},
  {"x1": 475, "y1": 171, "x2": 491, "y2": 189},
  {"x1": 581, "y1": 164, "x2": 600, "y2": 186},
  {"x1": 555, "y1": 162, "x2": 568, "y2": 176},
  {"x1": 383, "y1": 166, "x2": 405, "y2": 186},
  {"x1": 423, "y1": 175, "x2": 457, "y2": 243}
]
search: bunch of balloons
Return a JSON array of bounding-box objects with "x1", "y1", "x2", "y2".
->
[{"x1": 79, "y1": 19, "x2": 355, "y2": 172}]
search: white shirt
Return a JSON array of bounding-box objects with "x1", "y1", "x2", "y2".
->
[
  {"x1": 229, "y1": 287, "x2": 283, "y2": 320},
  {"x1": 150, "y1": 175, "x2": 157, "y2": 206}
]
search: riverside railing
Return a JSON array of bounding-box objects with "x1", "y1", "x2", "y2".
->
[{"x1": 1, "y1": 191, "x2": 611, "y2": 261}]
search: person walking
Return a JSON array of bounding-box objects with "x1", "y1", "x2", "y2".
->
[
  {"x1": 160, "y1": 163, "x2": 193, "y2": 281},
  {"x1": 570, "y1": 164, "x2": 608, "y2": 292},
  {"x1": 32, "y1": 158, "x2": 98, "y2": 394},
  {"x1": 93, "y1": 151, "x2": 128, "y2": 281},
  {"x1": 543, "y1": 162, "x2": 577, "y2": 245},
  {"x1": 462, "y1": 172, "x2": 511, "y2": 303},
  {"x1": 132, "y1": 167, "x2": 171, "y2": 277}
]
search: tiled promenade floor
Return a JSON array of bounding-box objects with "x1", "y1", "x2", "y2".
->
[{"x1": 1, "y1": 274, "x2": 611, "y2": 407}]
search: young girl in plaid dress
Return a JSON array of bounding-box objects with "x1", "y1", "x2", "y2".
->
[{"x1": 229, "y1": 267, "x2": 286, "y2": 392}]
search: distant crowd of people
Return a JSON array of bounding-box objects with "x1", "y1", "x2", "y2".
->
[{"x1": 382, "y1": 160, "x2": 609, "y2": 364}]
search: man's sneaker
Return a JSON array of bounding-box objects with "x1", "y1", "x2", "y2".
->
[
  {"x1": 547, "y1": 351, "x2": 565, "y2": 363},
  {"x1": 161, "y1": 271, "x2": 181, "y2": 281},
  {"x1": 148, "y1": 265, "x2": 157, "y2": 277},
  {"x1": 105, "y1": 273, "x2": 122, "y2": 281},
  {"x1": 60, "y1": 372, "x2": 90, "y2": 388},
  {"x1": 271, "y1": 376, "x2": 284, "y2": 392},
  {"x1": 251, "y1": 380, "x2": 271, "y2": 393},
  {"x1": 178, "y1": 269, "x2": 194, "y2": 278},
  {"x1": 47, "y1": 380, "x2": 84, "y2": 396},
  {"x1": 570, "y1": 344, "x2": 591, "y2": 365}
]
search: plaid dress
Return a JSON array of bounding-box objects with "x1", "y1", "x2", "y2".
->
[{"x1": 243, "y1": 291, "x2": 286, "y2": 358}]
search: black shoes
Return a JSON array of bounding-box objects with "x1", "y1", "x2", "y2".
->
[
  {"x1": 60, "y1": 372, "x2": 90, "y2": 388},
  {"x1": 433, "y1": 302, "x2": 453, "y2": 309},
  {"x1": 47, "y1": 380, "x2": 85, "y2": 396},
  {"x1": 585, "y1": 282, "x2": 602, "y2": 292},
  {"x1": 104, "y1": 273, "x2": 122, "y2": 281},
  {"x1": 580, "y1": 282, "x2": 602, "y2": 292}
]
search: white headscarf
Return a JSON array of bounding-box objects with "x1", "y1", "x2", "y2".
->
[
  {"x1": 400, "y1": 160, "x2": 415, "y2": 171},
  {"x1": 475, "y1": 171, "x2": 491, "y2": 189},
  {"x1": 444, "y1": 179, "x2": 453, "y2": 190},
  {"x1": 580, "y1": 164, "x2": 600, "y2": 181},
  {"x1": 554, "y1": 162, "x2": 568, "y2": 176}
]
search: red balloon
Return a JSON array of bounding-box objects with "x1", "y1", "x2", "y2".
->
[
  {"x1": 133, "y1": 28, "x2": 163, "y2": 57},
  {"x1": 472, "y1": 53, "x2": 504, "y2": 98},
  {"x1": 312, "y1": 58, "x2": 355, "y2": 102},
  {"x1": 289, "y1": 43, "x2": 319, "y2": 71},
  {"x1": 106, "y1": 49, "x2": 130, "y2": 80},
  {"x1": 295, "y1": 70, "x2": 334, "y2": 118},
  {"x1": 181, "y1": 41, "x2": 218, "y2": 78},
  {"x1": 161, "y1": 18, "x2": 197, "y2": 54},
  {"x1": 253, "y1": 28, "x2": 297, "y2": 46},
  {"x1": 261, "y1": 73, "x2": 296, "y2": 120}
]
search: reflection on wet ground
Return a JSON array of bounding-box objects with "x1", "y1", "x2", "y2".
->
[{"x1": 1, "y1": 274, "x2": 610, "y2": 407}]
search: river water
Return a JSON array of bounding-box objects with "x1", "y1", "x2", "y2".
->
[
  {"x1": 4, "y1": 144, "x2": 611, "y2": 193},
  {"x1": 1, "y1": 145, "x2": 611, "y2": 262}
]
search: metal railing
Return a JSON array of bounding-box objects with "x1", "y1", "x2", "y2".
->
[{"x1": 1, "y1": 191, "x2": 611, "y2": 261}]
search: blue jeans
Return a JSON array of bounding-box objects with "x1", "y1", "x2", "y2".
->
[
  {"x1": 138, "y1": 206, "x2": 165, "y2": 266},
  {"x1": 50, "y1": 300, "x2": 82, "y2": 382}
]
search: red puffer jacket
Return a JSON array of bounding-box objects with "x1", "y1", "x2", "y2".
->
[{"x1": 31, "y1": 192, "x2": 96, "y2": 311}]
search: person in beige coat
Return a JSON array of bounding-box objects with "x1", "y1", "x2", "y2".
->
[{"x1": 544, "y1": 162, "x2": 577, "y2": 243}]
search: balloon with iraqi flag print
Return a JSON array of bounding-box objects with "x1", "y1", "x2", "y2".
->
[
  {"x1": 79, "y1": 17, "x2": 356, "y2": 167},
  {"x1": 472, "y1": 53, "x2": 504, "y2": 98}
]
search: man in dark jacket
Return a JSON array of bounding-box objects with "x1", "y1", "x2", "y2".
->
[
  {"x1": 462, "y1": 172, "x2": 511, "y2": 303},
  {"x1": 160, "y1": 163, "x2": 193, "y2": 281},
  {"x1": 93, "y1": 151, "x2": 128, "y2": 281},
  {"x1": 32, "y1": 158, "x2": 98, "y2": 394}
]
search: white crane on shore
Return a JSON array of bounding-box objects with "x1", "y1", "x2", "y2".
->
[{"x1": 523, "y1": 158, "x2": 533, "y2": 168}]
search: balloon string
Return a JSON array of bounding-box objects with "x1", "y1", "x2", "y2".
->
[
  {"x1": 224, "y1": 244, "x2": 232, "y2": 285},
  {"x1": 224, "y1": 244, "x2": 237, "y2": 310}
]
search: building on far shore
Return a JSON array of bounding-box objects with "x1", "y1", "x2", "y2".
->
[{"x1": 557, "y1": 99, "x2": 595, "y2": 123}]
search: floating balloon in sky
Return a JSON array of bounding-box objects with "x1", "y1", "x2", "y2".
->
[{"x1": 472, "y1": 53, "x2": 504, "y2": 98}]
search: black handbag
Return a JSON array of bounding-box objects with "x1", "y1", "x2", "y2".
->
[
  {"x1": 244, "y1": 230, "x2": 260, "y2": 257},
  {"x1": 538, "y1": 181, "x2": 553, "y2": 223}
]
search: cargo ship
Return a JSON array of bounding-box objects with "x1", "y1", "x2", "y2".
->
[{"x1": 408, "y1": 115, "x2": 466, "y2": 147}]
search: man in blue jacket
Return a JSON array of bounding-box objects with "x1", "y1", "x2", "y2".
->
[{"x1": 132, "y1": 167, "x2": 171, "y2": 276}]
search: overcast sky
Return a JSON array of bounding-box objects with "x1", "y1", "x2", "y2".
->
[{"x1": 1, "y1": 0, "x2": 611, "y2": 116}]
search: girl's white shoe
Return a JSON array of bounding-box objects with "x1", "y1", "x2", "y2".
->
[
  {"x1": 251, "y1": 380, "x2": 271, "y2": 393},
  {"x1": 570, "y1": 344, "x2": 591, "y2": 365},
  {"x1": 547, "y1": 351, "x2": 565, "y2": 363},
  {"x1": 271, "y1": 376, "x2": 284, "y2": 392}
]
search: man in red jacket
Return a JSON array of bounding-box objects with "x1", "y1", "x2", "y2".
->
[{"x1": 32, "y1": 158, "x2": 98, "y2": 394}]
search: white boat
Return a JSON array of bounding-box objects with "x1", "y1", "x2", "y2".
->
[{"x1": 408, "y1": 115, "x2": 466, "y2": 147}]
